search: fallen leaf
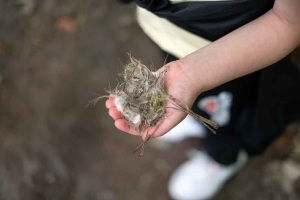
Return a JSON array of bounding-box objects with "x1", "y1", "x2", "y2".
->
[{"x1": 54, "y1": 17, "x2": 77, "y2": 33}]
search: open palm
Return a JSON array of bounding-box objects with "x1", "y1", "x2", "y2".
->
[{"x1": 105, "y1": 61, "x2": 201, "y2": 141}]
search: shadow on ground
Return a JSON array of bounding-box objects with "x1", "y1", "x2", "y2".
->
[{"x1": 0, "y1": 1, "x2": 299, "y2": 200}]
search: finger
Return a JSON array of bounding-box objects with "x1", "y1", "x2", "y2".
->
[
  {"x1": 141, "y1": 126, "x2": 157, "y2": 141},
  {"x1": 138, "y1": 105, "x2": 176, "y2": 140},
  {"x1": 147, "y1": 107, "x2": 186, "y2": 139},
  {"x1": 108, "y1": 107, "x2": 122, "y2": 120},
  {"x1": 105, "y1": 96, "x2": 115, "y2": 109},
  {"x1": 114, "y1": 119, "x2": 141, "y2": 136}
]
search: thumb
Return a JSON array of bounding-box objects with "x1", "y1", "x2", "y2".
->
[{"x1": 141, "y1": 103, "x2": 187, "y2": 140}]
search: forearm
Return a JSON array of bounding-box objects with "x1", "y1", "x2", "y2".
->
[{"x1": 179, "y1": 4, "x2": 300, "y2": 93}]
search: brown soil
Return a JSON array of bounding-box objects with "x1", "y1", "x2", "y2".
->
[{"x1": 0, "y1": 1, "x2": 299, "y2": 200}]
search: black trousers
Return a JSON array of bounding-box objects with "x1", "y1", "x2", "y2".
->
[{"x1": 165, "y1": 54, "x2": 300, "y2": 165}]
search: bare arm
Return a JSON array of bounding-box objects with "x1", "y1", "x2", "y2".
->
[
  {"x1": 178, "y1": 0, "x2": 300, "y2": 94},
  {"x1": 107, "y1": 0, "x2": 300, "y2": 140}
]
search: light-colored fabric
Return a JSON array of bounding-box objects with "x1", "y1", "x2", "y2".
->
[
  {"x1": 136, "y1": 6, "x2": 211, "y2": 59},
  {"x1": 157, "y1": 115, "x2": 207, "y2": 142}
]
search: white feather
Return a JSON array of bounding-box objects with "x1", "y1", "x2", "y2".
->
[
  {"x1": 132, "y1": 114, "x2": 141, "y2": 124},
  {"x1": 114, "y1": 96, "x2": 125, "y2": 113}
]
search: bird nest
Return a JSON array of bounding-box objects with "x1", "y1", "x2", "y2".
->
[{"x1": 92, "y1": 54, "x2": 218, "y2": 156}]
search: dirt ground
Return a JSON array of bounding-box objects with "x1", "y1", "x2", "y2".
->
[{"x1": 0, "y1": 1, "x2": 300, "y2": 200}]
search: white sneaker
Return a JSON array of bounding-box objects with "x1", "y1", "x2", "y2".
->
[
  {"x1": 158, "y1": 115, "x2": 207, "y2": 142},
  {"x1": 168, "y1": 150, "x2": 248, "y2": 200}
]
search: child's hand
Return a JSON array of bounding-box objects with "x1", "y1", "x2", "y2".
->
[{"x1": 105, "y1": 61, "x2": 202, "y2": 140}]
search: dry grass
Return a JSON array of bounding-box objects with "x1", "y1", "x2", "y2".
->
[{"x1": 93, "y1": 54, "x2": 218, "y2": 155}]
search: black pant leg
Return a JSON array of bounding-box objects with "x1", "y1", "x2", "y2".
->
[
  {"x1": 192, "y1": 72, "x2": 260, "y2": 165},
  {"x1": 165, "y1": 52, "x2": 260, "y2": 165}
]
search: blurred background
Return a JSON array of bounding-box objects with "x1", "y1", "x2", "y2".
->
[{"x1": 0, "y1": 0, "x2": 300, "y2": 200}]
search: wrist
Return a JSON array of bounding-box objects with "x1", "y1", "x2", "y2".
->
[
  {"x1": 169, "y1": 59, "x2": 205, "y2": 103},
  {"x1": 176, "y1": 55, "x2": 207, "y2": 94}
]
